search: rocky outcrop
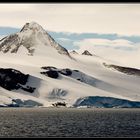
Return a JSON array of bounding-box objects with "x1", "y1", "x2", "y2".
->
[
  {"x1": 40, "y1": 70, "x2": 59, "y2": 79},
  {"x1": 82, "y1": 50, "x2": 93, "y2": 56},
  {"x1": 59, "y1": 68, "x2": 72, "y2": 76},
  {"x1": 103, "y1": 63, "x2": 140, "y2": 76},
  {"x1": 52, "y1": 102, "x2": 67, "y2": 107},
  {"x1": 40, "y1": 66, "x2": 73, "y2": 78},
  {"x1": 0, "y1": 68, "x2": 36, "y2": 93},
  {"x1": 41, "y1": 66, "x2": 57, "y2": 71},
  {"x1": 0, "y1": 68, "x2": 29, "y2": 90}
]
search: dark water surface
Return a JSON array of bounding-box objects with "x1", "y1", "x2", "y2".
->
[{"x1": 0, "y1": 108, "x2": 140, "y2": 138}]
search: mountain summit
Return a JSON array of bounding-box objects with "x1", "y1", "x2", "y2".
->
[
  {"x1": 0, "y1": 22, "x2": 70, "y2": 57},
  {"x1": 82, "y1": 50, "x2": 93, "y2": 56}
]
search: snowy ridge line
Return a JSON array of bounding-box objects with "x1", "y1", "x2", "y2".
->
[{"x1": 0, "y1": 22, "x2": 71, "y2": 58}]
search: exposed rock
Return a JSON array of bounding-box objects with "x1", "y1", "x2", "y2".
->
[
  {"x1": 41, "y1": 66, "x2": 57, "y2": 71},
  {"x1": 40, "y1": 70, "x2": 59, "y2": 79},
  {"x1": 0, "y1": 68, "x2": 29, "y2": 90},
  {"x1": 21, "y1": 86, "x2": 36, "y2": 93},
  {"x1": 0, "y1": 68, "x2": 37, "y2": 94},
  {"x1": 82, "y1": 50, "x2": 93, "y2": 56},
  {"x1": 59, "y1": 68, "x2": 72, "y2": 76},
  {"x1": 77, "y1": 78, "x2": 82, "y2": 81},
  {"x1": 41, "y1": 67, "x2": 72, "y2": 78},
  {"x1": 73, "y1": 70, "x2": 79, "y2": 72},
  {"x1": 103, "y1": 62, "x2": 140, "y2": 76},
  {"x1": 52, "y1": 102, "x2": 67, "y2": 107},
  {"x1": 0, "y1": 34, "x2": 20, "y2": 53}
]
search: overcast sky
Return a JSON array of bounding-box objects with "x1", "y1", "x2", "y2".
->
[{"x1": 0, "y1": 3, "x2": 140, "y2": 36}]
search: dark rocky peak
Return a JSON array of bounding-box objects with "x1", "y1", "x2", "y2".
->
[{"x1": 82, "y1": 50, "x2": 93, "y2": 56}]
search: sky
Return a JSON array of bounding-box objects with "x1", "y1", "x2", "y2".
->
[
  {"x1": 0, "y1": 3, "x2": 140, "y2": 67},
  {"x1": 0, "y1": 3, "x2": 140, "y2": 36}
]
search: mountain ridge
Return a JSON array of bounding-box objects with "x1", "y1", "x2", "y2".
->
[{"x1": 0, "y1": 22, "x2": 71, "y2": 57}]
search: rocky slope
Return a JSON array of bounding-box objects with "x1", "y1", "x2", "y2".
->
[{"x1": 103, "y1": 63, "x2": 140, "y2": 76}]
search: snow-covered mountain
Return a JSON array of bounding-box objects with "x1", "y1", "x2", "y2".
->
[
  {"x1": 0, "y1": 22, "x2": 70, "y2": 57},
  {"x1": 0, "y1": 22, "x2": 140, "y2": 108}
]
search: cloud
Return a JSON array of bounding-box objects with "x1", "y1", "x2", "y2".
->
[
  {"x1": 55, "y1": 37, "x2": 78, "y2": 50},
  {"x1": 74, "y1": 38, "x2": 136, "y2": 51},
  {"x1": 57, "y1": 38, "x2": 72, "y2": 42},
  {"x1": 0, "y1": 4, "x2": 140, "y2": 35},
  {"x1": 73, "y1": 38, "x2": 140, "y2": 68}
]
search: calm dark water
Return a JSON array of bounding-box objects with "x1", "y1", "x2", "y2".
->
[{"x1": 0, "y1": 108, "x2": 140, "y2": 138}]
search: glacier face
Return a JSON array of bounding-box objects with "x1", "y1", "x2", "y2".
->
[{"x1": 73, "y1": 96, "x2": 140, "y2": 108}]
